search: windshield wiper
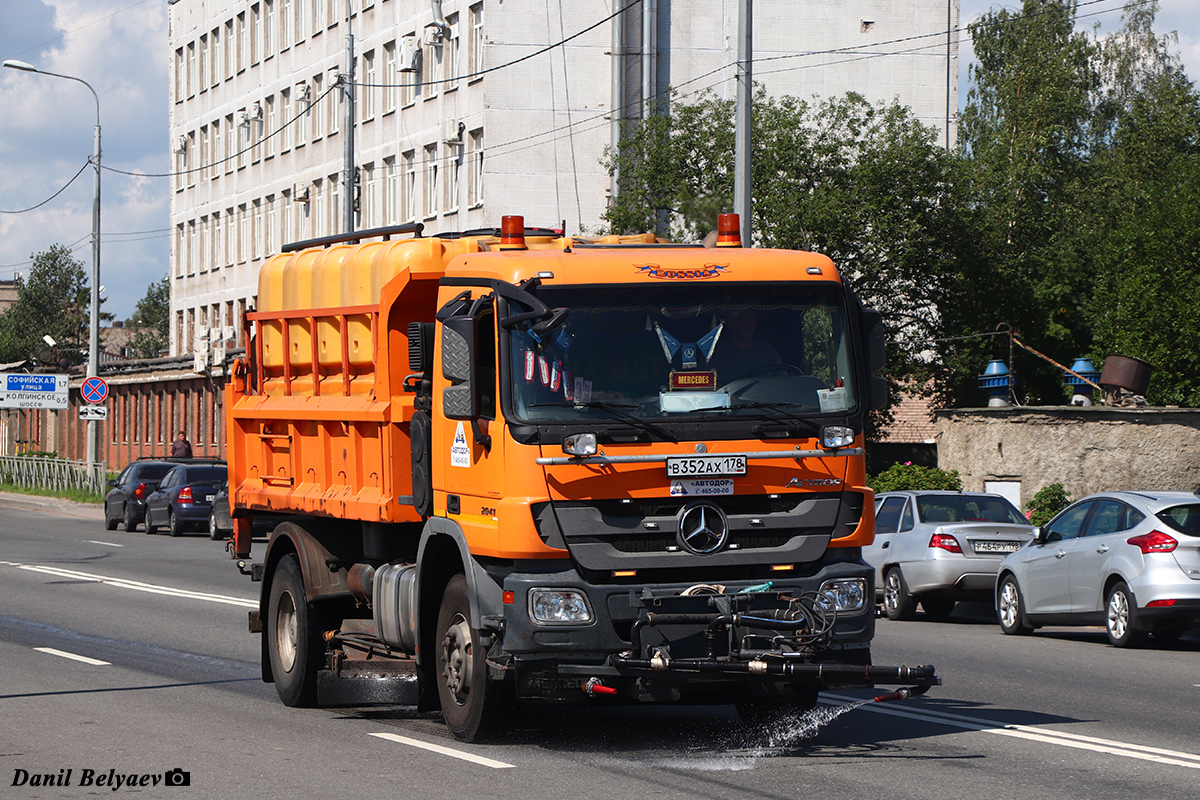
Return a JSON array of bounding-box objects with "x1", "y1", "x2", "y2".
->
[
  {"x1": 726, "y1": 401, "x2": 821, "y2": 434},
  {"x1": 530, "y1": 401, "x2": 679, "y2": 443}
]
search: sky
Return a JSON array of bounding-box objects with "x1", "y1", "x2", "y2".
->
[{"x1": 0, "y1": 0, "x2": 1198, "y2": 324}]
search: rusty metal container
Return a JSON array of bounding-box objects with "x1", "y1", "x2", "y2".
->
[{"x1": 1099, "y1": 355, "x2": 1153, "y2": 395}]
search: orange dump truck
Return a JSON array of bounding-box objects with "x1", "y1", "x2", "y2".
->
[{"x1": 225, "y1": 214, "x2": 937, "y2": 741}]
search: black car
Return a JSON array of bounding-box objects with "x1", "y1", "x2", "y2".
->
[
  {"x1": 104, "y1": 460, "x2": 179, "y2": 531},
  {"x1": 144, "y1": 463, "x2": 228, "y2": 536}
]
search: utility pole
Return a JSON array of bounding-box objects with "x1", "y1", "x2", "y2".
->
[
  {"x1": 734, "y1": 0, "x2": 752, "y2": 244},
  {"x1": 343, "y1": 1, "x2": 356, "y2": 233}
]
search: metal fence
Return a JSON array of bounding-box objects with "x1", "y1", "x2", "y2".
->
[{"x1": 0, "y1": 455, "x2": 107, "y2": 496}]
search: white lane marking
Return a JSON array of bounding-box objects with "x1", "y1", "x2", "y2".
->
[
  {"x1": 369, "y1": 732, "x2": 515, "y2": 769},
  {"x1": 34, "y1": 647, "x2": 111, "y2": 666},
  {"x1": 824, "y1": 693, "x2": 1200, "y2": 770},
  {"x1": 0, "y1": 560, "x2": 256, "y2": 608},
  {"x1": 86, "y1": 540, "x2": 124, "y2": 547}
]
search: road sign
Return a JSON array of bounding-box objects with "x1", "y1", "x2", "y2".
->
[
  {"x1": 0, "y1": 373, "x2": 69, "y2": 410},
  {"x1": 79, "y1": 405, "x2": 109, "y2": 420},
  {"x1": 81, "y1": 376, "x2": 110, "y2": 404}
]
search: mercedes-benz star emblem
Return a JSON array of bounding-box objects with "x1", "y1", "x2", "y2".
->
[{"x1": 677, "y1": 503, "x2": 729, "y2": 555}]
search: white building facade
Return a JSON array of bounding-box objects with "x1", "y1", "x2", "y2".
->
[{"x1": 167, "y1": 0, "x2": 958, "y2": 355}]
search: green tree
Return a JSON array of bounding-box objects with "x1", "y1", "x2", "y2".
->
[
  {"x1": 950, "y1": 0, "x2": 1099, "y2": 405},
  {"x1": 126, "y1": 274, "x2": 171, "y2": 359},
  {"x1": 0, "y1": 244, "x2": 89, "y2": 364}
]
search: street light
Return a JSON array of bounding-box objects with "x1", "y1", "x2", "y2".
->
[{"x1": 4, "y1": 58, "x2": 102, "y2": 473}]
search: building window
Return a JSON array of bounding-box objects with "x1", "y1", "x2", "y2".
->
[
  {"x1": 212, "y1": 119, "x2": 222, "y2": 179},
  {"x1": 280, "y1": 0, "x2": 292, "y2": 51},
  {"x1": 250, "y1": 3, "x2": 261, "y2": 65},
  {"x1": 469, "y1": 3, "x2": 483, "y2": 79},
  {"x1": 327, "y1": 67, "x2": 340, "y2": 135},
  {"x1": 186, "y1": 41, "x2": 196, "y2": 96},
  {"x1": 237, "y1": 204, "x2": 248, "y2": 262},
  {"x1": 175, "y1": 224, "x2": 185, "y2": 277},
  {"x1": 383, "y1": 41, "x2": 397, "y2": 114},
  {"x1": 469, "y1": 128, "x2": 483, "y2": 207},
  {"x1": 264, "y1": 0, "x2": 275, "y2": 58},
  {"x1": 224, "y1": 19, "x2": 234, "y2": 79},
  {"x1": 403, "y1": 150, "x2": 416, "y2": 222},
  {"x1": 361, "y1": 49, "x2": 375, "y2": 122},
  {"x1": 174, "y1": 48, "x2": 183, "y2": 102},
  {"x1": 236, "y1": 12, "x2": 247, "y2": 73},
  {"x1": 198, "y1": 35, "x2": 208, "y2": 90},
  {"x1": 445, "y1": 13, "x2": 459, "y2": 90},
  {"x1": 266, "y1": 195, "x2": 277, "y2": 254},
  {"x1": 265, "y1": 95, "x2": 276, "y2": 159},
  {"x1": 280, "y1": 88, "x2": 292, "y2": 152},
  {"x1": 424, "y1": 144, "x2": 439, "y2": 218},
  {"x1": 447, "y1": 148, "x2": 460, "y2": 213}
]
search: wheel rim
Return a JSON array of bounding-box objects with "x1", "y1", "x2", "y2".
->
[
  {"x1": 275, "y1": 591, "x2": 299, "y2": 673},
  {"x1": 999, "y1": 581, "x2": 1020, "y2": 629},
  {"x1": 884, "y1": 572, "x2": 900, "y2": 613},
  {"x1": 441, "y1": 613, "x2": 473, "y2": 706},
  {"x1": 1108, "y1": 590, "x2": 1130, "y2": 640}
]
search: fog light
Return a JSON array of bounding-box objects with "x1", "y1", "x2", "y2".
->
[
  {"x1": 817, "y1": 578, "x2": 867, "y2": 612},
  {"x1": 529, "y1": 589, "x2": 593, "y2": 624},
  {"x1": 821, "y1": 425, "x2": 855, "y2": 449},
  {"x1": 562, "y1": 432, "x2": 598, "y2": 457}
]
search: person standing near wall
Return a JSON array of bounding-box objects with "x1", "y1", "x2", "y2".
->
[{"x1": 170, "y1": 430, "x2": 192, "y2": 458}]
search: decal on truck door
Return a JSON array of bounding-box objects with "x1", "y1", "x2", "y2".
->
[{"x1": 451, "y1": 421, "x2": 471, "y2": 468}]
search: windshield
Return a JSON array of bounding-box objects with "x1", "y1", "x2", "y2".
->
[
  {"x1": 507, "y1": 282, "x2": 858, "y2": 423},
  {"x1": 916, "y1": 495, "x2": 1028, "y2": 525}
]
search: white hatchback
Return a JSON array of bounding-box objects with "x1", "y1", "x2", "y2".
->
[{"x1": 996, "y1": 491, "x2": 1200, "y2": 647}]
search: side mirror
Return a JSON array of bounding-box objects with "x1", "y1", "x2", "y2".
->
[
  {"x1": 107, "y1": 479, "x2": 117, "y2": 487},
  {"x1": 1032, "y1": 527, "x2": 1047, "y2": 544},
  {"x1": 861, "y1": 308, "x2": 885, "y2": 374},
  {"x1": 441, "y1": 315, "x2": 478, "y2": 420}
]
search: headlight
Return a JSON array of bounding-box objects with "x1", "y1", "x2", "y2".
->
[
  {"x1": 529, "y1": 589, "x2": 594, "y2": 624},
  {"x1": 821, "y1": 425, "x2": 855, "y2": 449},
  {"x1": 817, "y1": 578, "x2": 867, "y2": 612},
  {"x1": 562, "y1": 433, "x2": 598, "y2": 457}
]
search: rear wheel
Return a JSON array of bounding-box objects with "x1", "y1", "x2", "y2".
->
[
  {"x1": 998, "y1": 575, "x2": 1033, "y2": 635},
  {"x1": 883, "y1": 568, "x2": 917, "y2": 620},
  {"x1": 1106, "y1": 582, "x2": 1147, "y2": 648},
  {"x1": 435, "y1": 574, "x2": 513, "y2": 742},
  {"x1": 123, "y1": 504, "x2": 139, "y2": 532},
  {"x1": 267, "y1": 554, "x2": 323, "y2": 706},
  {"x1": 168, "y1": 509, "x2": 183, "y2": 537}
]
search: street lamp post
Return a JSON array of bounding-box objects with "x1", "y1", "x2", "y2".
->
[{"x1": 4, "y1": 59, "x2": 103, "y2": 475}]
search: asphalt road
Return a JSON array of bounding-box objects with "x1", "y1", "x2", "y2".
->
[{"x1": 2, "y1": 496, "x2": 1198, "y2": 799}]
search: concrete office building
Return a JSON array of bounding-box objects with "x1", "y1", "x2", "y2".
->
[{"x1": 168, "y1": 0, "x2": 958, "y2": 355}]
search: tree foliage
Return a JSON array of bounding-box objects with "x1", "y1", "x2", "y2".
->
[
  {"x1": 0, "y1": 244, "x2": 89, "y2": 365},
  {"x1": 126, "y1": 274, "x2": 171, "y2": 359},
  {"x1": 868, "y1": 463, "x2": 963, "y2": 493}
]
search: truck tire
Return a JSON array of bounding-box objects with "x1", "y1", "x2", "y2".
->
[
  {"x1": 434, "y1": 574, "x2": 513, "y2": 742},
  {"x1": 267, "y1": 554, "x2": 323, "y2": 706},
  {"x1": 882, "y1": 568, "x2": 917, "y2": 621}
]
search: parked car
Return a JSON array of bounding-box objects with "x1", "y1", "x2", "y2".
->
[
  {"x1": 143, "y1": 463, "x2": 228, "y2": 536},
  {"x1": 208, "y1": 481, "x2": 232, "y2": 540},
  {"x1": 996, "y1": 491, "x2": 1200, "y2": 647},
  {"x1": 104, "y1": 460, "x2": 179, "y2": 532},
  {"x1": 865, "y1": 491, "x2": 1035, "y2": 620}
]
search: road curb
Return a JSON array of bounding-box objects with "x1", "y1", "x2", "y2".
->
[{"x1": 0, "y1": 491, "x2": 105, "y2": 521}]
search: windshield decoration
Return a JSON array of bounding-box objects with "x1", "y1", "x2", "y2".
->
[
  {"x1": 653, "y1": 321, "x2": 723, "y2": 370},
  {"x1": 636, "y1": 264, "x2": 730, "y2": 280}
]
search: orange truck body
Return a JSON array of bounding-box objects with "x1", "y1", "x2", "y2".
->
[{"x1": 225, "y1": 218, "x2": 935, "y2": 742}]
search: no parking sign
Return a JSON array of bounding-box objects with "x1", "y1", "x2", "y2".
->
[{"x1": 81, "y1": 376, "x2": 109, "y2": 404}]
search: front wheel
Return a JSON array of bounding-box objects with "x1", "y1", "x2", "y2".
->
[
  {"x1": 209, "y1": 509, "x2": 225, "y2": 540},
  {"x1": 144, "y1": 509, "x2": 158, "y2": 535},
  {"x1": 1106, "y1": 582, "x2": 1147, "y2": 648},
  {"x1": 434, "y1": 574, "x2": 513, "y2": 742},
  {"x1": 267, "y1": 554, "x2": 323, "y2": 706},
  {"x1": 104, "y1": 503, "x2": 118, "y2": 531},
  {"x1": 998, "y1": 575, "x2": 1033, "y2": 635},
  {"x1": 883, "y1": 568, "x2": 917, "y2": 620}
]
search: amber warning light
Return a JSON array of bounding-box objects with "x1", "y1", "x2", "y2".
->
[
  {"x1": 717, "y1": 213, "x2": 742, "y2": 247},
  {"x1": 500, "y1": 215, "x2": 527, "y2": 250}
]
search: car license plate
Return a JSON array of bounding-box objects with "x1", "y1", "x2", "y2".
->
[
  {"x1": 204, "y1": 494, "x2": 214, "y2": 502},
  {"x1": 973, "y1": 540, "x2": 1021, "y2": 554},
  {"x1": 666, "y1": 455, "x2": 746, "y2": 478}
]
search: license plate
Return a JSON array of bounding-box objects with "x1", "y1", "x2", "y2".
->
[
  {"x1": 666, "y1": 455, "x2": 746, "y2": 477},
  {"x1": 204, "y1": 494, "x2": 214, "y2": 502},
  {"x1": 972, "y1": 540, "x2": 1021, "y2": 554}
]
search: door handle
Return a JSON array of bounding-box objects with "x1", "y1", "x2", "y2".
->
[
  {"x1": 881, "y1": 541, "x2": 890, "y2": 549},
  {"x1": 1055, "y1": 550, "x2": 1067, "y2": 559},
  {"x1": 1096, "y1": 545, "x2": 1110, "y2": 554}
]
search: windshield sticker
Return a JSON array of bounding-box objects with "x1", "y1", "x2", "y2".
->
[
  {"x1": 818, "y1": 386, "x2": 850, "y2": 413},
  {"x1": 670, "y1": 371, "x2": 717, "y2": 390},
  {"x1": 636, "y1": 264, "x2": 730, "y2": 280},
  {"x1": 670, "y1": 478, "x2": 734, "y2": 497},
  {"x1": 575, "y1": 378, "x2": 592, "y2": 403},
  {"x1": 451, "y1": 422, "x2": 471, "y2": 468}
]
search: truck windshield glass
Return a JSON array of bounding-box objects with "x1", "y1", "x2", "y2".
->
[{"x1": 508, "y1": 282, "x2": 857, "y2": 423}]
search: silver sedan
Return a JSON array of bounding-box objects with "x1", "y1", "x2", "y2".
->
[
  {"x1": 996, "y1": 491, "x2": 1200, "y2": 647},
  {"x1": 866, "y1": 491, "x2": 1034, "y2": 620}
]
